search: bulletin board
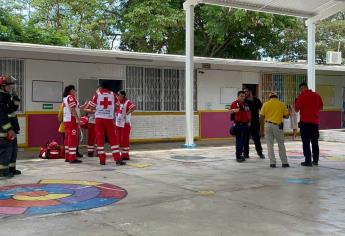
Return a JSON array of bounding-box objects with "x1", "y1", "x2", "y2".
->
[
  {"x1": 32, "y1": 80, "x2": 63, "y2": 103},
  {"x1": 220, "y1": 87, "x2": 239, "y2": 104}
]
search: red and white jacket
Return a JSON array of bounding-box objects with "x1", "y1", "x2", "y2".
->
[
  {"x1": 63, "y1": 94, "x2": 80, "y2": 123},
  {"x1": 116, "y1": 99, "x2": 135, "y2": 127},
  {"x1": 88, "y1": 88, "x2": 119, "y2": 120}
]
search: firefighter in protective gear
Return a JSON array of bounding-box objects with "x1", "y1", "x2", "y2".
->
[
  {"x1": 0, "y1": 75, "x2": 18, "y2": 177},
  {"x1": 84, "y1": 102, "x2": 96, "y2": 157},
  {"x1": 88, "y1": 81, "x2": 125, "y2": 165},
  {"x1": 63, "y1": 85, "x2": 82, "y2": 164},
  {"x1": 115, "y1": 91, "x2": 136, "y2": 160}
]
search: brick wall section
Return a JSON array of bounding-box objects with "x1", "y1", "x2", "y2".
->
[{"x1": 130, "y1": 115, "x2": 199, "y2": 139}]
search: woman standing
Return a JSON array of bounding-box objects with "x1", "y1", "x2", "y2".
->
[{"x1": 62, "y1": 85, "x2": 82, "y2": 164}]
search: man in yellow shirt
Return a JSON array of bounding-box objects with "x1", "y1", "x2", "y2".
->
[{"x1": 260, "y1": 92, "x2": 290, "y2": 168}]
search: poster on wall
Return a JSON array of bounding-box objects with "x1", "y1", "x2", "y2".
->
[
  {"x1": 220, "y1": 87, "x2": 239, "y2": 104},
  {"x1": 32, "y1": 80, "x2": 63, "y2": 103}
]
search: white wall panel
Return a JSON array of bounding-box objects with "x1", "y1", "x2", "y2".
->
[
  {"x1": 197, "y1": 69, "x2": 260, "y2": 110},
  {"x1": 25, "y1": 59, "x2": 125, "y2": 111}
]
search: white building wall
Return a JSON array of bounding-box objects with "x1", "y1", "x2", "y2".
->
[
  {"x1": 25, "y1": 59, "x2": 125, "y2": 111},
  {"x1": 197, "y1": 69, "x2": 260, "y2": 110},
  {"x1": 316, "y1": 75, "x2": 345, "y2": 109},
  {"x1": 130, "y1": 115, "x2": 199, "y2": 139}
]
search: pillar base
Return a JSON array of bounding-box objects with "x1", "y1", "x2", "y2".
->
[{"x1": 181, "y1": 143, "x2": 197, "y2": 149}]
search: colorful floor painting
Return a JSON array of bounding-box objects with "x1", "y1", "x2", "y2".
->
[
  {"x1": 274, "y1": 142, "x2": 345, "y2": 162},
  {"x1": 0, "y1": 180, "x2": 127, "y2": 216}
]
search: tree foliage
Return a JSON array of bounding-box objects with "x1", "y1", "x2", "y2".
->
[
  {"x1": 28, "y1": 0, "x2": 119, "y2": 49},
  {"x1": 316, "y1": 12, "x2": 345, "y2": 63},
  {"x1": 2, "y1": 0, "x2": 345, "y2": 63}
]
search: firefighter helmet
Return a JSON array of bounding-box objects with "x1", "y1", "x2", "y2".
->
[{"x1": 0, "y1": 75, "x2": 15, "y2": 86}]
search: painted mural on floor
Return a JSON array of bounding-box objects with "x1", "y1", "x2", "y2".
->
[{"x1": 0, "y1": 180, "x2": 127, "y2": 216}]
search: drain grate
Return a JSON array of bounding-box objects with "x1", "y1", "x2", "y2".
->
[{"x1": 171, "y1": 156, "x2": 206, "y2": 161}]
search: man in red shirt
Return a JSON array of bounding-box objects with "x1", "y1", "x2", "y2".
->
[
  {"x1": 295, "y1": 82, "x2": 323, "y2": 167},
  {"x1": 229, "y1": 91, "x2": 251, "y2": 162}
]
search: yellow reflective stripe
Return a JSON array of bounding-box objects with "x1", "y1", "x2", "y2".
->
[
  {"x1": 8, "y1": 112, "x2": 16, "y2": 118},
  {"x1": 0, "y1": 133, "x2": 7, "y2": 137},
  {"x1": 8, "y1": 163, "x2": 16, "y2": 167},
  {"x1": 0, "y1": 164, "x2": 9, "y2": 170},
  {"x1": 2, "y1": 123, "x2": 12, "y2": 130},
  {"x1": 14, "y1": 101, "x2": 20, "y2": 105}
]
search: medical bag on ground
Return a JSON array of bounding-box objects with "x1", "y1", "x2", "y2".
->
[{"x1": 39, "y1": 140, "x2": 62, "y2": 159}]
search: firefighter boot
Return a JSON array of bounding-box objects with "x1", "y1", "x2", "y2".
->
[
  {"x1": 0, "y1": 169, "x2": 14, "y2": 178},
  {"x1": 9, "y1": 167, "x2": 21, "y2": 175}
]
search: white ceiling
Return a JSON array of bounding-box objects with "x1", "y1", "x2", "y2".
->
[{"x1": 197, "y1": 0, "x2": 345, "y2": 22}]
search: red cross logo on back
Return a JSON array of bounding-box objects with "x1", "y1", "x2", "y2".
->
[{"x1": 100, "y1": 97, "x2": 112, "y2": 109}]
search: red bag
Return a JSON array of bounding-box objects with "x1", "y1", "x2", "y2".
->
[
  {"x1": 39, "y1": 140, "x2": 62, "y2": 159},
  {"x1": 80, "y1": 116, "x2": 89, "y2": 129}
]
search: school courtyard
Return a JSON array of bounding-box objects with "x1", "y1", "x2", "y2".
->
[{"x1": 0, "y1": 139, "x2": 345, "y2": 236}]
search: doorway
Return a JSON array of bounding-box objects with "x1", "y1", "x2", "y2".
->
[
  {"x1": 78, "y1": 79, "x2": 124, "y2": 104},
  {"x1": 242, "y1": 84, "x2": 259, "y2": 97}
]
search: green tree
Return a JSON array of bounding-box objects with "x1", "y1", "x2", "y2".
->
[
  {"x1": 118, "y1": 2, "x2": 306, "y2": 61},
  {"x1": 29, "y1": 0, "x2": 120, "y2": 49},
  {"x1": 316, "y1": 12, "x2": 345, "y2": 63},
  {"x1": 0, "y1": 7, "x2": 24, "y2": 42},
  {"x1": 118, "y1": 0, "x2": 185, "y2": 53}
]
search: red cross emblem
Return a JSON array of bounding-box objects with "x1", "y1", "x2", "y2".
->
[{"x1": 100, "y1": 97, "x2": 112, "y2": 109}]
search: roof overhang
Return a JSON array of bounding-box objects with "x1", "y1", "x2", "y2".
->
[
  {"x1": 184, "y1": 0, "x2": 345, "y2": 24},
  {"x1": 1, "y1": 42, "x2": 345, "y2": 73}
]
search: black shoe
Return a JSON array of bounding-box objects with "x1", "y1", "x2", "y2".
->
[
  {"x1": 301, "y1": 162, "x2": 313, "y2": 167},
  {"x1": 270, "y1": 164, "x2": 276, "y2": 168},
  {"x1": 236, "y1": 158, "x2": 245, "y2": 163},
  {"x1": 88, "y1": 152, "x2": 94, "y2": 157},
  {"x1": 282, "y1": 164, "x2": 290, "y2": 168},
  {"x1": 9, "y1": 167, "x2": 21, "y2": 175},
  {"x1": 0, "y1": 171, "x2": 14, "y2": 178},
  {"x1": 259, "y1": 154, "x2": 265, "y2": 159},
  {"x1": 70, "y1": 159, "x2": 82, "y2": 164},
  {"x1": 243, "y1": 154, "x2": 250, "y2": 159},
  {"x1": 116, "y1": 160, "x2": 126, "y2": 166},
  {"x1": 312, "y1": 161, "x2": 318, "y2": 166}
]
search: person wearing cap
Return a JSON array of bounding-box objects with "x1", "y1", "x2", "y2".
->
[
  {"x1": 229, "y1": 91, "x2": 251, "y2": 162},
  {"x1": 0, "y1": 75, "x2": 18, "y2": 177},
  {"x1": 260, "y1": 92, "x2": 290, "y2": 168},
  {"x1": 295, "y1": 82, "x2": 323, "y2": 167},
  {"x1": 243, "y1": 87, "x2": 265, "y2": 159}
]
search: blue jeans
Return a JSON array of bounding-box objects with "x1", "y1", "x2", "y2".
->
[
  {"x1": 235, "y1": 123, "x2": 249, "y2": 159},
  {"x1": 299, "y1": 122, "x2": 319, "y2": 163}
]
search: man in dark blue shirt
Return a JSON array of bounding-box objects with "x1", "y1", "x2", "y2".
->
[{"x1": 243, "y1": 87, "x2": 265, "y2": 159}]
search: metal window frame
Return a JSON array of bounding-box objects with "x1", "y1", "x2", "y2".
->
[{"x1": 0, "y1": 58, "x2": 25, "y2": 113}]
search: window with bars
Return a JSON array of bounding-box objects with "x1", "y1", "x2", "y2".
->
[
  {"x1": 126, "y1": 66, "x2": 197, "y2": 111},
  {"x1": 0, "y1": 59, "x2": 24, "y2": 112},
  {"x1": 261, "y1": 72, "x2": 307, "y2": 106}
]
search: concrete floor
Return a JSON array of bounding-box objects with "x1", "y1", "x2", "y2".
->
[{"x1": 2, "y1": 140, "x2": 345, "y2": 236}]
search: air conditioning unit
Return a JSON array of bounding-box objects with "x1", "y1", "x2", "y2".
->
[{"x1": 326, "y1": 51, "x2": 342, "y2": 65}]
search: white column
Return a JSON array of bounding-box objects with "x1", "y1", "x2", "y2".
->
[
  {"x1": 184, "y1": 2, "x2": 196, "y2": 148},
  {"x1": 307, "y1": 22, "x2": 316, "y2": 91}
]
